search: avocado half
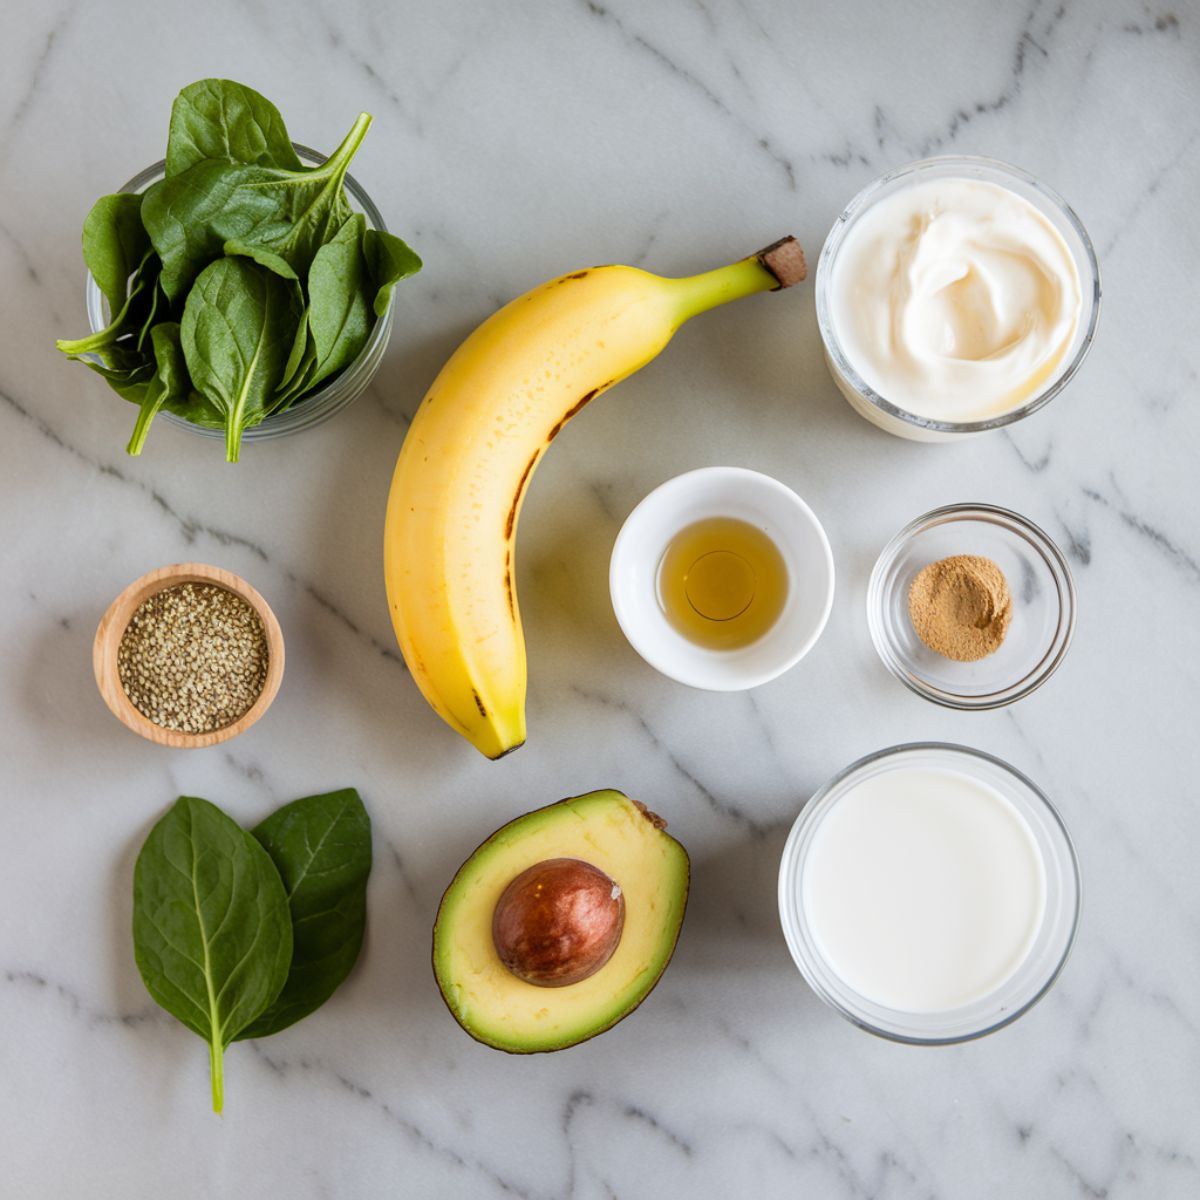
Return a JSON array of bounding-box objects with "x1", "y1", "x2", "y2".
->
[{"x1": 432, "y1": 789, "x2": 690, "y2": 1053}]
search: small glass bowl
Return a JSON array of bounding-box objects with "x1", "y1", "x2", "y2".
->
[
  {"x1": 778, "y1": 743, "x2": 1081, "y2": 1044},
  {"x1": 868, "y1": 503, "x2": 1075, "y2": 709},
  {"x1": 815, "y1": 155, "x2": 1101, "y2": 442},
  {"x1": 83, "y1": 143, "x2": 395, "y2": 444}
]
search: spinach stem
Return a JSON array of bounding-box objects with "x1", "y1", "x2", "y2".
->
[
  {"x1": 323, "y1": 112, "x2": 373, "y2": 178},
  {"x1": 210, "y1": 1041, "x2": 224, "y2": 1114},
  {"x1": 127, "y1": 401, "x2": 158, "y2": 456}
]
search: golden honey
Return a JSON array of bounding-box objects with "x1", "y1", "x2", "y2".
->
[{"x1": 656, "y1": 517, "x2": 788, "y2": 650}]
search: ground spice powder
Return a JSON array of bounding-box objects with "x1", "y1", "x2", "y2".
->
[
  {"x1": 117, "y1": 582, "x2": 268, "y2": 733},
  {"x1": 907, "y1": 555, "x2": 1013, "y2": 662}
]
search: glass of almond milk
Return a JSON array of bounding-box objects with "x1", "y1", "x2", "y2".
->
[
  {"x1": 815, "y1": 156, "x2": 1100, "y2": 442},
  {"x1": 778, "y1": 743, "x2": 1081, "y2": 1042}
]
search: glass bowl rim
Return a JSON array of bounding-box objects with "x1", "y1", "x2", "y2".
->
[
  {"x1": 814, "y1": 153, "x2": 1102, "y2": 435},
  {"x1": 777, "y1": 740, "x2": 1083, "y2": 1045},
  {"x1": 83, "y1": 142, "x2": 393, "y2": 441},
  {"x1": 867, "y1": 502, "x2": 1077, "y2": 710}
]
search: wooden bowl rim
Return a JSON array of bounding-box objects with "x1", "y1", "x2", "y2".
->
[{"x1": 92, "y1": 562, "x2": 285, "y2": 749}]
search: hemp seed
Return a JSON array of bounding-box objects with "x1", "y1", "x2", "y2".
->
[{"x1": 117, "y1": 583, "x2": 268, "y2": 733}]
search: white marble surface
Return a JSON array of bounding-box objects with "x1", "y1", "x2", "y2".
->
[{"x1": 2, "y1": 0, "x2": 1198, "y2": 1196}]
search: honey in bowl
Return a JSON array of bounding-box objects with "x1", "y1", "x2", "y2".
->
[{"x1": 656, "y1": 517, "x2": 789, "y2": 650}]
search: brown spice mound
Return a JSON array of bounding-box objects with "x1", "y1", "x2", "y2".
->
[{"x1": 907, "y1": 555, "x2": 1012, "y2": 662}]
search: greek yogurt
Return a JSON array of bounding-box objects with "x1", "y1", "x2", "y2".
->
[{"x1": 828, "y1": 174, "x2": 1082, "y2": 425}]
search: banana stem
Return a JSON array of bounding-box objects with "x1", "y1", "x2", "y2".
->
[
  {"x1": 671, "y1": 237, "x2": 807, "y2": 326},
  {"x1": 671, "y1": 256, "x2": 777, "y2": 325}
]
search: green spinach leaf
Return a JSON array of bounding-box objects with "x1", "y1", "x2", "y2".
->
[
  {"x1": 130, "y1": 255, "x2": 173, "y2": 353},
  {"x1": 161, "y1": 389, "x2": 226, "y2": 429},
  {"x1": 272, "y1": 332, "x2": 318, "y2": 413},
  {"x1": 238, "y1": 789, "x2": 372, "y2": 1040},
  {"x1": 74, "y1": 353, "x2": 155, "y2": 403},
  {"x1": 181, "y1": 257, "x2": 303, "y2": 461},
  {"x1": 364, "y1": 228, "x2": 422, "y2": 318},
  {"x1": 136, "y1": 281, "x2": 166, "y2": 352},
  {"x1": 132, "y1": 796, "x2": 292, "y2": 1113},
  {"x1": 82, "y1": 192, "x2": 151, "y2": 315},
  {"x1": 143, "y1": 112, "x2": 371, "y2": 300},
  {"x1": 305, "y1": 213, "x2": 373, "y2": 391},
  {"x1": 127, "y1": 322, "x2": 189, "y2": 455},
  {"x1": 166, "y1": 78, "x2": 304, "y2": 177},
  {"x1": 65, "y1": 335, "x2": 220, "y2": 432},
  {"x1": 56, "y1": 250, "x2": 157, "y2": 358},
  {"x1": 223, "y1": 239, "x2": 299, "y2": 280},
  {"x1": 270, "y1": 313, "x2": 316, "y2": 413}
]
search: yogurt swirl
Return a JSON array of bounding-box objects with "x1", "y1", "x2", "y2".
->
[{"x1": 831, "y1": 176, "x2": 1082, "y2": 422}]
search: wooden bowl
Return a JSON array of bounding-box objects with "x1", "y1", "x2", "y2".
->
[{"x1": 93, "y1": 562, "x2": 285, "y2": 748}]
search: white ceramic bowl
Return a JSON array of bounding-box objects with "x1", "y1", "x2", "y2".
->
[{"x1": 609, "y1": 467, "x2": 834, "y2": 690}]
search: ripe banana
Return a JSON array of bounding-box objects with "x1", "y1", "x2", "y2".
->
[{"x1": 384, "y1": 238, "x2": 806, "y2": 758}]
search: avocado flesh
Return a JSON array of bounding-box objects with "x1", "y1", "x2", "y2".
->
[{"x1": 433, "y1": 789, "x2": 690, "y2": 1052}]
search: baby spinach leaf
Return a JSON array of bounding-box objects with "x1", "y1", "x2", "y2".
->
[
  {"x1": 135, "y1": 275, "x2": 168, "y2": 353},
  {"x1": 364, "y1": 228, "x2": 422, "y2": 318},
  {"x1": 127, "y1": 322, "x2": 189, "y2": 455},
  {"x1": 143, "y1": 112, "x2": 371, "y2": 300},
  {"x1": 166, "y1": 78, "x2": 303, "y2": 177},
  {"x1": 56, "y1": 250, "x2": 157, "y2": 358},
  {"x1": 305, "y1": 213, "x2": 373, "y2": 391},
  {"x1": 75, "y1": 353, "x2": 155, "y2": 405},
  {"x1": 82, "y1": 192, "x2": 151, "y2": 314},
  {"x1": 279, "y1": 308, "x2": 313, "y2": 390},
  {"x1": 271, "y1": 328, "x2": 318, "y2": 413},
  {"x1": 132, "y1": 796, "x2": 292, "y2": 1113},
  {"x1": 181, "y1": 257, "x2": 303, "y2": 461},
  {"x1": 223, "y1": 239, "x2": 299, "y2": 280},
  {"x1": 161, "y1": 389, "x2": 226, "y2": 429},
  {"x1": 269, "y1": 315, "x2": 316, "y2": 413},
  {"x1": 237, "y1": 789, "x2": 372, "y2": 1040}
]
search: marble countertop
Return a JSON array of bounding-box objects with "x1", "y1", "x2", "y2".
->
[{"x1": 3, "y1": 0, "x2": 1198, "y2": 1196}]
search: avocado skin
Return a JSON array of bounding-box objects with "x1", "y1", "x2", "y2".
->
[{"x1": 431, "y1": 789, "x2": 690, "y2": 1053}]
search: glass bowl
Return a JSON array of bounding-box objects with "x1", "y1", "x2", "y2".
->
[
  {"x1": 83, "y1": 143, "x2": 394, "y2": 444},
  {"x1": 815, "y1": 155, "x2": 1101, "y2": 442},
  {"x1": 868, "y1": 503, "x2": 1075, "y2": 709},
  {"x1": 778, "y1": 743, "x2": 1081, "y2": 1044}
]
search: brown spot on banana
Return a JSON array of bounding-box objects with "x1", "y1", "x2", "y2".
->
[
  {"x1": 546, "y1": 380, "x2": 614, "y2": 443},
  {"x1": 505, "y1": 451, "x2": 540, "y2": 541},
  {"x1": 505, "y1": 549, "x2": 515, "y2": 620},
  {"x1": 471, "y1": 688, "x2": 488, "y2": 719}
]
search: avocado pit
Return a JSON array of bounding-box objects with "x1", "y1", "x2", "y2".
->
[{"x1": 492, "y1": 857, "x2": 625, "y2": 987}]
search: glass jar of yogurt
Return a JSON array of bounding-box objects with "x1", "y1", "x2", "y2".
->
[{"x1": 815, "y1": 156, "x2": 1100, "y2": 442}]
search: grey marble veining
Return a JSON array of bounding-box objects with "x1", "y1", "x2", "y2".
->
[{"x1": 2, "y1": 0, "x2": 1199, "y2": 1196}]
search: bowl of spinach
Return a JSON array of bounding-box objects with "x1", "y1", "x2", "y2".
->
[{"x1": 58, "y1": 79, "x2": 421, "y2": 461}]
